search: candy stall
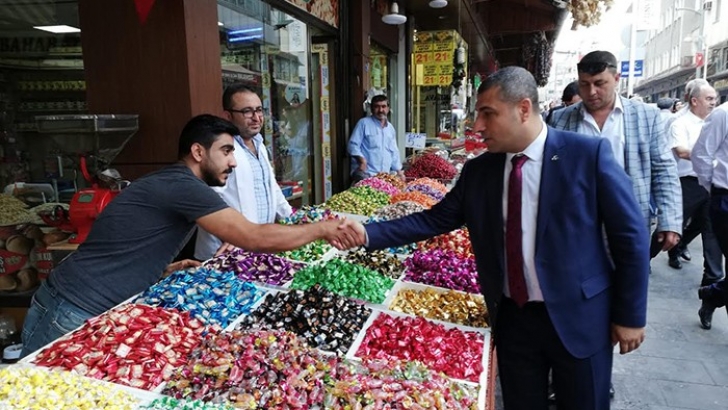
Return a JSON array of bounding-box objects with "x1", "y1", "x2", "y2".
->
[{"x1": 6, "y1": 172, "x2": 496, "y2": 410}]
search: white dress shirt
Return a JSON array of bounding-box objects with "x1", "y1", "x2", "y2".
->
[
  {"x1": 578, "y1": 93, "x2": 626, "y2": 169},
  {"x1": 502, "y1": 121, "x2": 548, "y2": 302},
  {"x1": 693, "y1": 102, "x2": 728, "y2": 191},
  {"x1": 669, "y1": 110, "x2": 705, "y2": 178}
]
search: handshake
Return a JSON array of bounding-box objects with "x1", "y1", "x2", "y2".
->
[{"x1": 321, "y1": 218, "x2": 367, "y2": 250}]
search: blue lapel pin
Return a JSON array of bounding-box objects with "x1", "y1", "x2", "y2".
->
[{"x1": 551, "y1": 155, "x2": 559, "y2": 161}]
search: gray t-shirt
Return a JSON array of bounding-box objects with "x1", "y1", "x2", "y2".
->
[{"x1": 51, "y1": 164, "x2": 228, "y2": 315}]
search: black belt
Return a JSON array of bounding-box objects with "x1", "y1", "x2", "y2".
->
[
  {"x1": 712, "y1": 186, "x2": 728, "y2": 196},
  {"x1": 681, "y1": 176, "x2": 698, "y2": 180}
]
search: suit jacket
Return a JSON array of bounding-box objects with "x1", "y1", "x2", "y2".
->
[
  {"x1": 548, "y1": 96, "x2": 682, "y2": 233},
  {"x1": 366, "y1": 128, "x2": 650, "y2": 359}
]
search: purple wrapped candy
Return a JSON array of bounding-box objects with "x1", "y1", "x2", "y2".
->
[
  {"x1": 404, "y1": 183, "x2": 446, "y2": 201},
  {"x1": 204, "y1": 248, "x2": 306, "y2": 286},
  {"x1": 403, "y1": 249, "x2": 479, "y2": 293}
]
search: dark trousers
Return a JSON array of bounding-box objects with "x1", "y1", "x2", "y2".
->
[
  {"x1": 496, "y1": 297, "x2": 612, "y2": 410},
  {"x1": 670, "y1": 177, "x2": 725, "y2": 285},
  {"x1": 704, "y1": 186, "x2": 728, "y2": 306}
]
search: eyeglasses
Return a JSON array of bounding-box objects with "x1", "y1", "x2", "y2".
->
[
  {"x1": 577, "y1": 62, "x2": 617, "y2": 75},
  {"x1": 227, "y1": 106, "x2": 264, "y2": 118}
]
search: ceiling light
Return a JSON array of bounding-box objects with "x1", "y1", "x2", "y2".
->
[
  {"x1": 218, "y1": 21, "x2": 224, "y2": 26},
  {"x1": 429, "y1": 0, "x2": 448, "y2": 8},
  {"x1": 34, "y1": 25, "x2": 80, "y2": 34},
  {"x1": 382, "y1": 1, "x2": 407, "y2": 25}
]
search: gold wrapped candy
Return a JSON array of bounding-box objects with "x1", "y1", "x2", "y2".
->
[{"x1": 389, "y1": 288, "x2": 489, "y2": 328}]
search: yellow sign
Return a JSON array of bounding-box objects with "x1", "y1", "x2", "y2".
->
[{"x1": 412, "y1": 30, "x2": 466, "y2": 86}]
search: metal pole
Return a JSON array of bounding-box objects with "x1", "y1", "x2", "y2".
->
[
  {"x1": 628, "y1": 0, "x2": 638, "y2": 97},
  {"x1": 702, "y1": 3, "x2": 709, "y2": 80}
]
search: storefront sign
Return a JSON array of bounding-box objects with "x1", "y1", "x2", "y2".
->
[
  {"x1": 714, "y1": 79, "x2": 728, "y2": 90},
  {"x1": 285, "y1": 0, "x2": 339, "y2": 28},
  {"x1": 314, "y1": 44, "x2": 333, "y2": 200},
  {"x1": 405, "y1": 133, "x2": 427, "y2": 149},
  {"x1": 413, "y1": 30, "x2": 466, "y2": 86}
]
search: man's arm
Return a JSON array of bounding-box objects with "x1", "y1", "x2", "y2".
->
[
  {"x1": 669, "y1": 120, "x2": 691, "y2": 160},
  {"x1": 693, "y1": 108, "x2": 728, "y2": 190},
  {"x1": 648, "y1": 111, "x2": 683, "y2": 236},
  {"x1": 197, "y1": 208, "x2": 358, "y2": 253},
  {"x1": 596, "y1": 139, "x2": 650, "y2": 353},
  {"x1": 348, "y1": 120, "x2": 367, "y2": 172}
]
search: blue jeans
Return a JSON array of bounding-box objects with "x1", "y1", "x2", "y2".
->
[{"x1": 20, "y1": 279, "x2": 94, "y2": 358}]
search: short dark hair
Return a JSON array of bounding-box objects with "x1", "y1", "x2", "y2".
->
[
  {"x1": 477, "y1": 66, "x2": 540, "y2": 113},
  {"x1": 561, "y1": 81, "x2": 579, "y2": 103},
  {"x1": 657, "y1": 98, "x2": 674, "y2": 110},
  {"x1": 222, "y1": 83, "x2": 257, "y2": 110},
  {"x1": 577, "y1": 51, "x2": 619, "y2": 75},
  {"x1": 371, "y1": 94, "x2": 388, "y2": 106},
  {"x1": 177, "y1": 114, "x2": 239, "y2": 159}
]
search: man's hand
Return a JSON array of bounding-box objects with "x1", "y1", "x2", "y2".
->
[
  {"x1": 214, "y1": 242, "x2": 237, "y2": 257},
  {"x1": 163, "y1": 259, "x2": 201, "y2": 278},
  {"x1": 320, "y1": 218, "x2": 365, "y2": 250},
  {"x1": 338, "y1": 218, "x2": 366, "y2": 248},
  {"x1": 656, "y1": 231, "x2": 680, "y2": 251},
  {"x1": 611, "y1": 324, "x2": 645, "y2": 354}
]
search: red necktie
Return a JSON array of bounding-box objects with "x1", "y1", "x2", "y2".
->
[{"x1": 506, "y1": 154, "x2": 529, "y2": 307}]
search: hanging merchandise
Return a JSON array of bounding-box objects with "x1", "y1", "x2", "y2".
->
[
  {"x1": 567, "y1": 0, "x2": 613, "y2": 29},
  {"x1": 521, "y1": 32, "x2": 553, "y2": 87},
  {"x1": 451, "y1": 43, "x2": 466, "y2": 91}
]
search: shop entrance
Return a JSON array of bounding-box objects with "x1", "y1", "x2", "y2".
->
[{"x1": 310, "y1": 38, "x2": 338, "y2": 204}]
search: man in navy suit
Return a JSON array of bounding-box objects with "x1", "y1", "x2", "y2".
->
[{"x1": 341, "y1": 67, "x2": 650, "y2": 409}]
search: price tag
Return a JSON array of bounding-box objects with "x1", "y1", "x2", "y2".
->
[{"x1": 405, "y1": 133, "x2": 427, "y2": 149}]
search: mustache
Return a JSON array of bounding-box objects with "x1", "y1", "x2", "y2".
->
[{"x1": 224, "y1": 168, "x2": 234, "y2": 174}]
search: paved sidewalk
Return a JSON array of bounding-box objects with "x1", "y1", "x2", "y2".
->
[
  {"x1": 611, "y1": 244, "x2": 728, "y2": 410},
  {"x1": 495, "y1": 239, "x2": 728, "y2": 409}
]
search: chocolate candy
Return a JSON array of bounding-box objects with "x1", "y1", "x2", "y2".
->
[
  {"x1": 404, "y1": 249, "x2": 480, "y2": 293},
  {"x1": 372, "y1": 200, "x2": 425, "y2": 220},
  {"x1": 135, "y1": 268, "x2": 263, "y2": 328},
  {"x1": 389, "y1": 287, "x2": 489, "y2": 328},
  {"x1": 290, "y1": 259, "x2": 394, "y2": 304},
  {"x1": 0, "y1": 366, "x2": 138, "y2": 409},
  {"x1": 356, "y1": 312, "x2": 485, "y2": 382},
  {"x1": 204, "y1": 249, "x2": 306, "y2": 286},
  {"x1": 33, "y1": 304, "x2": 206, "y2": 390},
  {"x1": 235, "y1": 285, "x2": 371, "y2": 354},
  {"x1": 339, "y1": 248, "x2": 404, "y2": 279}
]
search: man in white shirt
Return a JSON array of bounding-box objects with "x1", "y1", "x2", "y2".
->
[
  {"x1": 692, "y1": 101, "x2": 728, "y2": 329},
  {"x1": 666, "y1": 83, "x2": 722, "y2": 277},
  {"x1": 194, "y1": 83, "x2": 292, "y2": 260}
]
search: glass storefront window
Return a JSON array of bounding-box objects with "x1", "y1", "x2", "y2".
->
[{"x1": 219, "y1": 2, "x2": 314, "y2": 204}]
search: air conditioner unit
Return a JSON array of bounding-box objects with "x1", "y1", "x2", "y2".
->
[{"x1": 704, "y1": 1, "x2": 713, "y2": 11}]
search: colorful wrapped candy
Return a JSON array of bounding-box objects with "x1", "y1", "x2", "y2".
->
[
  {"x1": 278, "y1": 239, "x2": 333, "y2": 263},
  {"x1": 134, "y1": 268, "x2": 263, "y2": 328},
  {"x1": 373, "y1": 172, "x2": 406, "y2": 189},
  {"x1": 140, "y1": 397, "x2": 235, "y2": 410},
  {"x1": 418, "y1": 228, "x2": 473, "y2": 258},
  {"x1": 204, "y1": 249, "x2": 306, "y2": 286},
  {"x1": 404, "y1": 249, "x2": 480, "y2": 293},
  {"x1": 280, "y1": 205, "x2": 339, "y2": 225},
  {"x1": 354, "y1": 177, "x2": 400, "y2": 196},
  {"x1": 390, "y1": 191, "x2": 437, "y2": 209},
  {"x1": 373, "y1": 200, "x2": 425, "y2": 220},
  {"x1": 0, "y1": 366, "x2": 138, "y2": 410},
  {"x1": 355, "y1": 313, "x2": 485, "y2": 382},
  {"x1": 404, "y1": 153, "x2": 457, "y2": 180},
  {"x1": 290, "y1": 258, "x2": 394, "y2": 304},
  {"x1": 33, "y1": 304, "x2": 206, "y2": 390},
  {"x1": 389, "y1": 287, "x2": 489, "y2": 328},
  {"x1": 340, "y1": 248, "x2": 404, "y2": 279}
]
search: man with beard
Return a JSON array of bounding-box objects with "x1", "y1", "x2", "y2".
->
[
  {"x1": 194, "y1": 83, "x2": 292, "y2": 260},
  {"x1": 348, "y1": 94, "x2": 402, "y2": 184},
  {"x1": 20, "y1": 115, "x2": 358, "y2": 356}
]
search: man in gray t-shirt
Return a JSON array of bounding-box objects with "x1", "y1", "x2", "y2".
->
[{"x1": 21, "y1": 114, "x2": 359, "y2": 356}]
